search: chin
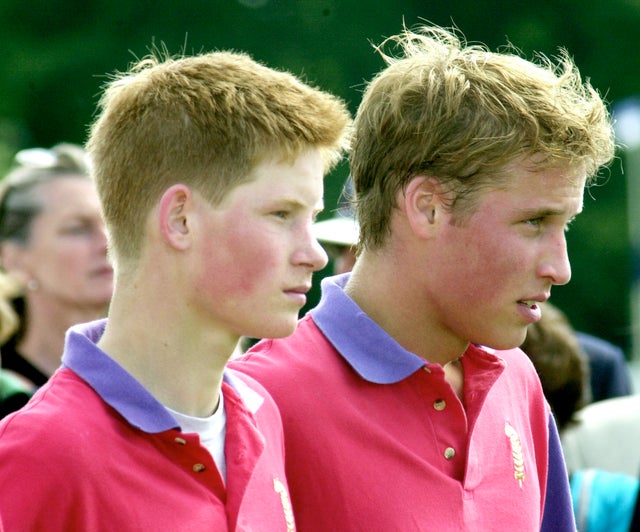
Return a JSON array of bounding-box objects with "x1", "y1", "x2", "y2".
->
[
  {"x1": 489, "y1": 334, "x2": 528, "y2": 351},
  {"x1": 86, "y1": 295, "x2": 112, "y2": 310},
  {"x1": 474, "y1": 328, "x2": 528, "y2": 351},
  {"x1": 252, "y1": 319, "x2": 298, "y2": 340}
]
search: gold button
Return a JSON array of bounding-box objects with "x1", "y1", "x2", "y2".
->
[
  {"x1": 444, "y1": 447, "x2": 456, "y2": 460},
  {"x1": 193, "y1": 463, "x2": 206, "y2": 472},
  {"x1": 174, "y1": 437, "x2": 187, "y2": 445},
  {"x1": 423, "y1": 366, "x2": 432, "y2": 374},
  {"x1": 433, "y1": 399, "x2": 446, "y2": 411}
]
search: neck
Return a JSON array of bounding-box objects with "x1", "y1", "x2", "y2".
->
[
  {"x1": 98, "y1": 283, "x2": 236, "y2": 418},
  {"x1": 346, "y1": 251, "x2": 469, "y2": 366}
]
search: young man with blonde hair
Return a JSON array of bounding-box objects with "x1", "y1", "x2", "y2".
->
[
  {"x1": 233, "y1": 24, "x2": 615, "y2": 530},
  {"x1": 0, "y1": 51, "x2": 350, "y2": 529}
]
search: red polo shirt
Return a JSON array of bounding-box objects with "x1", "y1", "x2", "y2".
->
[
  {"x1": 0, "y1": 320, "x2": 295, "y2": 531},
  {"x1": 231, "y1": 273, "x2": 575, "y2": 531}
]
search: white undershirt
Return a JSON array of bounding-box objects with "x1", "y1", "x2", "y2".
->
[{"x1": 166, "y1": 393, "x2": 227, "y2": 482}]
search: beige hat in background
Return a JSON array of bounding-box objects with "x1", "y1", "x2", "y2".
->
[{"x1": 312, "y1": 216, "x2": 359, "y2": 247}]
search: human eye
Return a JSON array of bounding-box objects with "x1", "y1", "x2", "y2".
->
[
  {"x1": 518, "y1": 214, "x2": 548, "y2": 236},
  {"x1": 64, "y1": 224, "x2": 91, "y2": 235},
  {"x1": 270, "y1": 209, "x2": 291, "y2": 220},
  {"x1": 524, "y1": 216, "x2": 544, "y2": 228},
  {"x1": 61, "y1": 220, "x2": 93, "y2": 236}
]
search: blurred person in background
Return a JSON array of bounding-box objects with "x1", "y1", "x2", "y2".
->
[
  {"x1": 312, "y1": 213, "x2": 358, "y2": 274},
  {"x1": 520, "y1": 301, "x2": 639, "y2": 532},
  {"x1": 0, "y1": 143, "x2": 113, "y2": 393},
  {"x1": 562, "y1": 394, "x2": 640, "y2": 532},
  {"x1": 312, "y1": 178, "x2": 358, "y2": 275},
  {"x1": 575, "y1": 330, "x2": 633, "y2": 401},
  {"x1": 562, "y1": 391, "x2": 640, "y2": 480},
  {"x1": 520, "y1": 301, "x2": 591, "y2": 433}
]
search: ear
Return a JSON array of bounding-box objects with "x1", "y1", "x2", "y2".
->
[
  {"x1": 158, "y1": 184, "x2": 193, "y2": 251},
  {"x1": 400, "y1": 176, "x2": 444, "y2": 239}
]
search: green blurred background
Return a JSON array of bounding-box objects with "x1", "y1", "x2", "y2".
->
[{"x1": 1, "y1": 0, "x2": 638, "y2": 358}]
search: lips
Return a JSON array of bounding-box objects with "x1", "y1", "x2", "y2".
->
[
  {"x1": 517, "y1": 291, "x2": 550, "y2": 308},
  {"x1": 516, "y1": 294, "x2": 548, "y2": 324},
  {"x1": 285, "y1": 284, "x2": 311, "y2": 295}
]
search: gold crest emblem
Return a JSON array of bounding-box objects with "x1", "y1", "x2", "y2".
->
[
  {"x1": 273, "y1": 478, "x2": 296, "y2": 531},
  {"x1": 504, "y1": 422, "x2": 525, "y2": 488}
]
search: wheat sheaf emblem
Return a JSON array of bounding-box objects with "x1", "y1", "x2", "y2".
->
[
  {"x1": 273, "y1": 478, "x2": 296, "y2": 531},
  {"x1": 504, "y1": 422, "x2": 525, "y2": 488}
]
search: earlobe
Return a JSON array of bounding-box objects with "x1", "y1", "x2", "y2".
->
[{"x1": 159, "y1": 184, "x2": 192, "y2": 250}]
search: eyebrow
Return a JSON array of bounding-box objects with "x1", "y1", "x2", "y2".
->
[
  {"x1": 516, "y1": 205, "x2": 582, "y2": 219},
  {"x1": 274, "y1": 197, "x2": 325, "y2": 213}
]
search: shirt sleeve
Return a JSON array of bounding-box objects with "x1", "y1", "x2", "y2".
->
[{"x1": 541, "y1": 414, "x2": 577, "y2": 532}]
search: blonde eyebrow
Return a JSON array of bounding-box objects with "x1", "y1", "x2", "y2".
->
[
  {"x1": 517, "y1": 205, "x2": 582, "y2": 219},
  {"x1": 272, "y1": 197, "x2": 325, "y2": 214}
]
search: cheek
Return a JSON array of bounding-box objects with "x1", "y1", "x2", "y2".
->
[
  {"x1": 33, "y1": 241, "x2": 87, "y2": 277},
  {"x1": 470, "y1": 242, "x2": 532, "y2": 305},
  {"x1": 440, "y1": 227, "x2": 526, "y2": 299},
  {"x1": 198, "y1": 222, "x2": 281, "y2": 298}
]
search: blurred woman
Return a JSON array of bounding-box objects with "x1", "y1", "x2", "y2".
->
[{"x1": 0, "y1": 143, "x2": 113, "y2": 392}]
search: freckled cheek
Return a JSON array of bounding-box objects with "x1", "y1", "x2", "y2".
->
[
  {"x1": 457, "y1": 244, "x2": 528, "y2": 302},
  {"x1": 197, "y1": 225, "x2": 281, "y2": 298}
]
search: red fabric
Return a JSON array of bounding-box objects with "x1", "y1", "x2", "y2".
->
[
  {"x1": 0, "y1": 370, "x2": 294, "y2": 531},
  {"x1": 233, "y1": 314, "x2": 550, "y2": 531}
]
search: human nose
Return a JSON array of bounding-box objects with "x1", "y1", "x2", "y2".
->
[
  {"x1": 94, "y1": 224, "x2": 108, "y2": 253},
  {"x1": 538, "y1": 233, "x2": 572, "y2": 286},
  {"x1": 294, "y1": 228, "x2": 329, "y2": 272}
]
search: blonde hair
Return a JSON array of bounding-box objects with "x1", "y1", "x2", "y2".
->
[
  {"x1": 88, "y1": 50, "x2": 351, "y2": 265},
  {"x1": 350, "y1": 24, "x2": 616, "y2": 250},
  {"x1": 0, "y1": 272, "x2": 20, "y2": 344}
]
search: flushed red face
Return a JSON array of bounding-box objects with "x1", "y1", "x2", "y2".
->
[
  {"x1": 422, "y1": 159, "x2": 586, "y2": 352},
  {"x1": 191, "y1": 149, "x2": 328, "y2": 339}
]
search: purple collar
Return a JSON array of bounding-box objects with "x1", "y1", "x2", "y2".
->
[
  {"x1": 61, "y1": 319, "x2": 179, "y2": 433},
  {"x1": 310, "y1": 274, "x2": 427, "y2": 384}
]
